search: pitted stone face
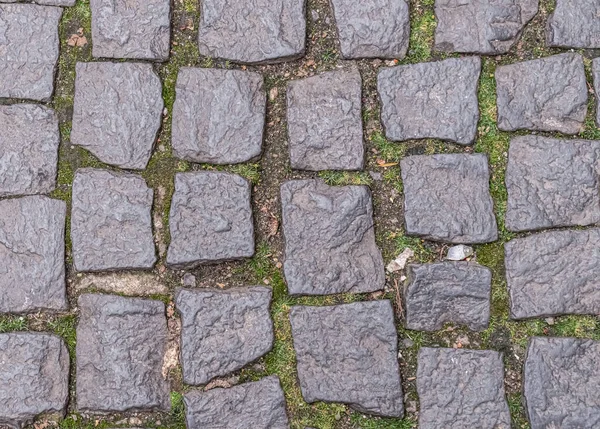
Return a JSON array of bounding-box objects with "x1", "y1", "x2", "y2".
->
[{"x1": 547, "y1": 0, "x2": 600, "y2": 49}]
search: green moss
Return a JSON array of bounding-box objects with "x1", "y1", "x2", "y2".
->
[
  {"x1": 0, "y1": 315, "x2": 28, "y2": 333},
  {"x1": 404, "y1": 0, "x2": 437, "y2": 63},
  {"x1": 318, "y1": 171, "x2": 373, "y2": 186},
  {"x1": 49, "y1": 314, "x2": 78, "y2": 355}
]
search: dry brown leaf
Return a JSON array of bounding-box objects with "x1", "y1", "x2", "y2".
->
[
  {"x1": 378, "y1": 162, "x2": 398, "y2": 168},
  {"x1": 67, "y1": 33, "x2": 87, "y2": 47}
]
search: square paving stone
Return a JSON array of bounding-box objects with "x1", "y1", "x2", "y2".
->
[
  {"x1": 176, "y1": 287, "x2": 274, "y2": 385},
  {"x1": 167, "y1": 172, "x2": 254, "y2": 269},
  {"x1": 198, "y1": 0, "x2": 306, "y2": 64},
  {"x1": 329, "y1": 0, "x2": 409, "y2": 59},
  {"x1": 547, "y1": 0, "x2": 600, "y2": 49},
  {"x1": 405, "y1": 262, "x2": 492, "y2": 332},
  {"x1": 184, "y1": 376, "x2": 289, "y2": 428},
  {"x1": 378, "y1": 57, "x2": 481, "y2": 145},
  {"x1": 71, "y1": 62, "x2": 164, "y2": 170},
  {"x1": 281, "y1": 180, "x2": 384, "y2": 295},
  {"x1": 400, "y1": 154, "x2": 498, "y2": 244},
  {"x1": 76, "y1": 294, "x2": 170, "y2": 412},
  {"x1": 434, "y1": 0, "x2": 538, "y2": 54},
  {"x1": 0, "y1": 104, "x2": 59, "y2": 197},
  {"x1": 71, "y1": 168, "x2": 156, "y2": 272},
  {"x1": 524, "y1": 337, "x2": 600, "y2": 429},
  {"x1": 495, "y1": 53, "x2": 587, "y2": 134},
  {"x1": 505, "y1": 136, "x2": 600, "y2": 232},
  {"x1": 0, "y1": 333, "x2": 69, "y2": 428},
  {"x1": 0, "y1": 196, "x2": 67, "y2": 314},
  {"x1": 287, "y1": 69, "x2": 364, "y2": 171},
  {"x1": 0, "y1": 4, "x2": 62, "y2": 101},
  {"x1": 172, "y1": 68, "x2": 266, "y2": 164},
  {"x1": 417, "y1": 348, "x2": 511, "y2": 429},
  {"x1": 90, "y1": 0, "x2": 170, "y2": 61},
  {"x1": 505, "y1": 229, "x2": 600, "y2": 319},
  {"x1": 290, "y1": 300, "x2": 404, "y2": 417}
]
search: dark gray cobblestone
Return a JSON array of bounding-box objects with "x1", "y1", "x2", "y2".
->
[
  {"x1": 547, "y1": 0, "x2": 600, "y2": 49},
  {"x1": 0, "y1": 0, "x2": 75, "y2": 6}
]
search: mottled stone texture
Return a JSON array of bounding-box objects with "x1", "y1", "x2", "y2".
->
[
  {"x1": 0, "y1": 334, "x2": 69, "y2": 429},
  {"x1": 76, "y1": 294, "x2": 170, "y2": 412},
  {"x1": 547, "y1": 0, "x2": 600, "y2": 49},
  {"x1": 434, "y1": 0, "x2": 538, "y2": 54},
  {"x1": 198, "y1": 0, "x2": 306, "y2": 64},
  {"x1": 290, "y1": 301, "x2": 404, "y2": 417},
  {"x1": 400, "y1": 154, "x2": 498, "y2": 244},
  {"x1": 90, "y1": 0, "x2": 170, "y2": 61},
  {"x1": 0, "y1": 0, "x2": 75, "y2": 6},
  {"x1": 172, "y1": 68, "x2": 265, "y2": 164},
  {"x1": 405, "y1": 262, "x2": 492, "y2": 332},
  {"x1": 0, "y1": 4, "x2": 62, "y2": 101},
  {"x1": 184, "y1": 376, "x2": 290, "y2": 428},
  {"x1": 0, "y1": 104, "x2": 59, "y2": 197},
  {"x1": 176, "y1": 287, "x2": 274, "y2": 385},
  {"x1": 505, "y1": 229, "x2": 600, "y2": 319},
  {"x1": 505, "y1": 136, "x2": 600, "y2": 232},
  {"x1": 524, "y1": 337, "x2": 600, "y2": 429},
  {"x1": 329, "y1": 0, "x2": 409, "y2": 59},
  {"x1": 71, "y1": 168, "x2": 156, "y2": 272},
  {"x1": 0, "y1": 196, "x2": 66, "y2": 314},
  {"x1": 594, "y1": 58, "x2": 600, "y2": 127},
  {"x1": 378, "y1": 57, "x2": 480, "y2": 145},
  {"x1": 496, "y1": 53, "x2": 587, "y2": 134},
  {"x1": 287, "y1": 70, "x2": 364, "y2": 171},
  {"x1": 167, "y1": 172, "x2": 254, "y2": 268},
  {"x1": 71, "y1": 62, "x2": 164, "y2": 170},
  {"x1": 281, "y1": 180, "x2": 384, "y2": 295},
  {"x1": 417, "y1": 348, "x2": 511, "y2": 429}
]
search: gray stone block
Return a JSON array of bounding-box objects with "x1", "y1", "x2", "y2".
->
[
  {"x1": 0, "y1": 0, "x2": 75, "y2": 6},
  {"x1": 593, "y1": 58, "x2": 600, "y2": 127},
  {"x1": 547, "y1": 0, "x2": 600, "y2": 49}
]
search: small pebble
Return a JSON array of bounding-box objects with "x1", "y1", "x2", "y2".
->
[
  {"x1": 369, "y1": 171, "x2": 382, "y2": 181},
  {"x1": 183, "y1": 273, "x2": 196, "y2": 287},
  {"x1": 446, "y1": 244, "x2": 474, "y2": 261}
]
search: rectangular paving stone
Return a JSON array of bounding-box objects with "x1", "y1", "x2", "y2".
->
[
  {"x1": 172, "y1": 68, "x2": 266, "y2": 164},
  {"x1": 76, "y1": 294, "x2": 170, "y2": 412},
  {"x1": 166, "y1": 172, "x2": 254, "y2": 269},
  {"x1": 506, "y1": 136, "x2": 600, "y2": 232},
  {"x1": 0, "y1": 4, "x2": 62, "y2": 101},
  {"x1": 400, "y1": 154, "x2": 498, "y2": 244},
  {"x1": 71, "y1": 168, "x2": 156, "y2": 272},
  {"x1": 547, "y1": 0, "x2": 600, "y2": 49},
  {"x1": 0, "y1": 196, "x2": 67, "y2": 314},
  {"x1": 417, "y1": 348, "x2": 511, "y2": 429},
  {"x1": 287, "y1": 69, "x2": 364, "y2": 171},
  {"x1": 524, "y1": 337, "x2": 600, "y2": 429},
  {"x1": 0, "y1": 333, "x2": 69, "y2": 429},
  {"x1": 594, "y1": 58, "x2": 600, "y2": 127},
  {"x1": 505, "y1": 229, "x2": 600, "y2": 319},
  {"x1": 0, "y1": 0, "x2": 75, "y2": 5},
  {"x1": 378, "y1": 57, "x2": 481, "y2": 145},
  {"x1": 0, "y1": 104, "x2": 59, "y2": 197},
  {"x1": 496, "y1": 53, "x2": 587, "y2": 134},
  {"x1": 281, "y1": 180, "x2": 384, "y2": 295},
  {"x1": 290, "y1": 301, "x2": 404, "y2": 417}
]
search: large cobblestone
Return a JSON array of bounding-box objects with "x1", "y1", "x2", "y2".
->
[
  {"x1": 0, "y1": 0, "x2": 75, "y2": 5},
  {"x1": 547, "y1": 0, "x2": 600, "y2": 49},
  {"x1": 593, "y1": 58, "x2": 600, "y2": 126}
]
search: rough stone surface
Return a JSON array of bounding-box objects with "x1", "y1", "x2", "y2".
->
[
  {"x1": 281, "y1": 180, "x2": 384, "y2": 295},
  {"x1": 287, "y1": 69, "x2": 364, "y2": 171},
  {"x1": 76, "y1": 294, "x2": 170, "y2": 412},
  {"x1": 90, "y1": 0, "x2": 170, "y2": 61},
  {"x1": 172, "y1": 68, "x2": 265, "y2": 164},
  {"x1": 71, "y1": 62, "x2": 164, "y2": 170},
  {"x1": 496, "y1": 53, "x2": 587, "y2": 134},
  {"x1": 594, "y1": 58, "x2": 600, "y2": 127},
  {"x1": 505, "y1": 136, "x2": 600, "y2": 232},
  {"x1": 71, "y1": 168, "x2": 156, "y2": 272},
  {"x1": 0, "y1": 0, "x2": 75, "y2": 7},
  {"x1": 405, "y1": 262, "x2": 492, "y2": 331},
  {"x1": 505, "y1": 229, "x2": 600, "y2": 319},
  {"x1": 417, "y1": 348, "x2": 511, "y2": 429},
  {"x1": 0, "y1": 4, "x2": 62, "y2": 101},
  {"x1": 547, "y1": 0, "x2": 600, "y2": 49},
  {"x1": 176, "y1": 287, "x2": 274, "y2": 385},
  {"x1": 0, "y1": 333, "x2": 69, "y2": 429},
  {"x1": 0, "y1": 104, "x2": 59, "y2": 197},
  {"x1": 378, "y1": 57, "x2": 481, "y2": 145},
  {"x1": 329, "y1": 0, "x2": 409, "y2": 59},
  {"x1": 0, "y1": 196, "x2": 66, "y2": 314},
  {"x1": 524, "y1": 337, "x2": 600, "y2": 429},
  {"x1": 400, "y1": 154, "x2": 498, "y2": 244},
  {"x1": 198, "y1": 0, "x2": 306, "y2": 64},
  {"x1": 446, "y1": 244, "x2": 474, "y2": 261},
  {"x1": 184, "y1": 376, "x2": 290, "y2": 428},
  {"x1": 290, "y1": 301, "x2": 404, "y2": 417},
  {"x1": 167, "y1": 172, "x2": 254, "y2": 268},
  {"x1": 434, "y1": 0, "x2": 538, "y2": 54}
]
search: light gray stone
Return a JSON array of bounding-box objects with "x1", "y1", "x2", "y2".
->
[
  {"x1": 547, "y1": 0, "x2": 600, "y2": 49},
  {"x1": 593, "y1": 58, "x2": 600, "y2": 127},
  {"x1": 445, "y1": 244, "x2": 474, "y2": 261},
  {"x1": 0, "y1": 0, "x2": 75, "y2": 6}
]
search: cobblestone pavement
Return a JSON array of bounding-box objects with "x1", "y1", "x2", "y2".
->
[{"x1": 0, "y1": 0, "x2": 599, "y2": 428}]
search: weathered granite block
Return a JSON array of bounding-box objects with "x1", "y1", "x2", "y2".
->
[{"x1": 547, "y1": 0, "x2": 600, "y2": 49}]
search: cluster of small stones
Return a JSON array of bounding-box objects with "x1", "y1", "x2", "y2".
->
[{"x1": 0, "y1": 0, "x2": 599, "y2": 427}]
